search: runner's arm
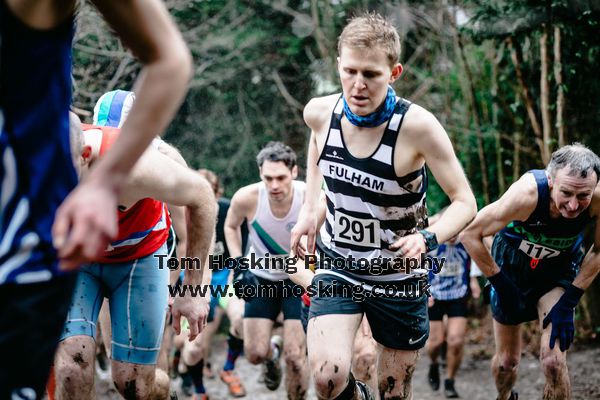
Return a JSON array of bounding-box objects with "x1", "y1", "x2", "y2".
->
[
  {"x1": 53, "y1": 0, "x2": 192, "y2": 269},
  {"x1": 411, "y1": 107, "x2": 477, "y2": 244},
  {"x1": 224, "y1": 187, "x2": 255, "y2": 259},
  {"x1": 460, "y1": 174, "x2": 538, "y2": 277},
  {"x1": 123, "y1": 151, "x2": 216, "y2": 285},
  {"x1": 291, "y1": 100, "x2": 326, "y2": 257}
]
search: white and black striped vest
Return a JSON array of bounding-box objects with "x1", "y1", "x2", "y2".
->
[{"x1": 317, "y1": 96, "x2": 428, "y2": 281}]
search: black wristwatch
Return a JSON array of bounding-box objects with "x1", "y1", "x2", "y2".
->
[{"x1": 419, "y1": 229, "x2": 439, "y2": 252}]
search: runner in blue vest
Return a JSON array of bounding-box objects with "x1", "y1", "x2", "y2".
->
[
  {"x1": 0, "y1": 1, "x2": 191, "y2": 398},
  {"x1": 461, "y1": 144, "x2": 600, "y2": 400}
]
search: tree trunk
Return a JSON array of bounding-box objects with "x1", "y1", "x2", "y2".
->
[
  {"x1": 513, "y1": 129, "x2": 521, "y2": 181},
  {"x1": 491, "y1": 46, "x2": 505, "y2": 194},
  {"x1": 507, "y1": 37, "x2": 548, "y2": 164},
  {"x1": 456, "y1": 29, "x2": 490, "y2": 204},
  {"x1": 540, "y1": 24, "x2": 553, "y2": 161},
  {"x1": 554, "y1": 25, "x2": 566, "y2": 147}
]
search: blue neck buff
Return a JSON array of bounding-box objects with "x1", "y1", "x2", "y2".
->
[{"x1": 343, "y1": 86, "x2": 397, "y2": 128}]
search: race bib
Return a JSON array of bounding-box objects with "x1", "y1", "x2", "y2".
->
[
  {"x1": 438, "y1": 261, "x2": 463, "y2": 277},
  {"x1": 334, "y1": 210, "x2": 380, "y2": 248},
  {"x1": 518, "y1": 240, "x2": 561, "y2": 259}
]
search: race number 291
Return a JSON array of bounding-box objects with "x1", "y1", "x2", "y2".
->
[{"x1": 334, "y1": 211, "x2": 380, "y2": 247}]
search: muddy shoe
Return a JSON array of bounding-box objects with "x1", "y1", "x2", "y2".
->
[
  {"x1": 355, "y1": 380, "x2": 375, "y2": 400},
  {"x1": 444, "y1": 378, "x2": 459, "y2": 398},
  {"x1": 263, "y1": 335, "x2": 283, "y2": 391},
  {"x1": 220, "y1": 370, "x2": 247, "y2": 397},
  {"x1": 428, "y1": 363, "x2": 440, "y2": 391}
]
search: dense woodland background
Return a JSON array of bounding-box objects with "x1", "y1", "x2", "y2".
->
[{"x1": 72, "y1": 0, "x2": 600, "y2": 336}]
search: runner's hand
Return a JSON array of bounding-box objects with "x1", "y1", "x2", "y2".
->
[
  {"x1": 53, "y1": 180, "x2": 118, "y2": 270},
  {"x1": 390, "y1": 233, "x2": 426, "y2": 260},
  {"x1": 172, "y1": 292, "x2": 209, "y2": 341},
  {"x1": 290, "y1": 208, "x2": 318, "y2": 259},
  {"x1": 542, "y1": 284, "x2": 584, "y2": 352}
]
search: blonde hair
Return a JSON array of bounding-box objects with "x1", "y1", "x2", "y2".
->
[{"x1": 337, "y1": 12, "x2": 401, "y2": 68}]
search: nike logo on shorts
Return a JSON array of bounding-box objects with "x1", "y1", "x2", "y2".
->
[{"x1": 408, "y1": 332, "x2": 427, "y2": 345}]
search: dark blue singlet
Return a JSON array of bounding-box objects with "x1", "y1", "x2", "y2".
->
[{"x1": 0, "y1": 1, "x2": 78, "y2": 284}]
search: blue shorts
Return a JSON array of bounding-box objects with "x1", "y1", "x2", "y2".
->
[
  {"x1": 490, "y1": 234, "x2": 583, "y2": 325},
  {"x1": 208, "y1": 268, "x2": 230, "y2": 322},
  {"x1": 61, "y1": 244, "x2": 168, "y2": 364}
]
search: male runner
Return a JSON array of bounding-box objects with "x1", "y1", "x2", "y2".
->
[
  {"x1": 225, "y1": 141, "x2": 309, "y2": 399},
  {"x1": 426, "y1": 236, "x2": 481, "y2": 398},
  {"x1": 0, "y1": 1, "x2": 191, "y2": 397},
  {"x1": 461, "y1": 143, "x2": 600, "y2": 400},
  {"x1": 54, "y1": 121, "x2": 216, "y2": 400},
  {"x1": 290, "y1": 12, "x2": 477, "y2": 400},
  {"x1": 180, "y1": 168, "x2": 247, "y2": 399}
]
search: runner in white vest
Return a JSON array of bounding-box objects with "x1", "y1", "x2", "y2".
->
[{"x1": 224, "y1": 141, "x2": 309, "y2": 399}]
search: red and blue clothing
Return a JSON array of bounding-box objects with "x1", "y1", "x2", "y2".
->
[{"x1": 81, "y1": 124, "x2": 171, "y2": 263}]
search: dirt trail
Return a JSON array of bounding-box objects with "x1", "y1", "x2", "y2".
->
[{"x1": 95, "y1": 338, "x2": 600, "y2": 399}]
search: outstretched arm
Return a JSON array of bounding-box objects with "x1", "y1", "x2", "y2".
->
[
  {"x1": 53, "y1": 0, "x2": 192, "y2": 270},
  {"x1": 391, "y1": 107, "x2": 477, "y2": 259},
  {"x1": 291, "y1": 99, "x2": 326, "y2": 258},
  {"x1": 123, "y1": 150, "x2": 217, "y2": 341},
  {"x1": 460, "y1": 174, "x2": 537, "y2": 277},
  {"x1": 224, "y1": 187, "x2": 255, "y2": 259}
]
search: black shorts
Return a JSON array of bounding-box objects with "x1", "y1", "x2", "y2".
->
[
  {"x1": 243, "y1": 272, "x2": 302, "y2": 321},
  {"x1": 308, "y1": 273, "x2": 429, "y2": 350},
  {"x1": 490, "y1": 234, "x2": 584, "y2": 325},
  {"x1": 0, "y1": 273, "x2": 77, "y2": 399},
  {"x1": 428, "y1": 296, "x2": 468, "y2": 321}
]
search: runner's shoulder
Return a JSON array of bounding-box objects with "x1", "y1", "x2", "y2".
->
[
  {"x1": 230, "y1": 183, "x2": 260, "y2": 213},
  {"x1": 304, "y1": 94, "x2": 341, "y2": 132}
]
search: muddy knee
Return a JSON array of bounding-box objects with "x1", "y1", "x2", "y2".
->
[
  {"x1": 284, "y1": 347, "x2": 306, "y2": 374},
  {"x1": 55, "y1": 355, "x2": 94, "y2": 395},
  {"x1": 352, "y1": 349, "x2": 376, "y2": 382},
  {"x1": 497, "y1": 353, "x2": 520, "y2": 372},
  {"x1": 55, "y1": 339, "x2": 95, "y2": 397},
  {"x1": 113, "y1": 369, "x2": 154, "y2": 400},
  {"x1": 245, "y1": 342, "x2": 269, "y2": 365},
  {"x1": 312, "y1": 362, "x2": 351, "y2": 399},
  {"x1": 541, "y1": 353, "x2": 567, "y2": 379}
]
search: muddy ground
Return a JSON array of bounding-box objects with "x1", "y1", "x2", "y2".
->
[{"x1": 95, "y1": 313, "x2": 600, "y2": 399}]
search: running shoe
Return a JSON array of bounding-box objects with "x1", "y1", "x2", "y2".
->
[
  {"x1": 444, "y1": 378, "x2": 459, "y2": 398},
  {"x1": 263, "y1": 335, "x2": 283, "y2": 391},
  {"x1": 356, "y1": 380, "x2": 375, "y2": 400},
  {"x1": 220, "y1": 370, "x2": 247, "y2": 397},
  {"x1": 428, "y1": 363, "x2": 440, "y2": 391}
]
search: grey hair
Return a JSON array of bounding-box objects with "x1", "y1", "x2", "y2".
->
[
  {"x1": 546, "y1": 143, "x2": 600, "y2": 181},
  {"x1": 256, "y1": 141, "x2": 297, "y2": 170}
]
